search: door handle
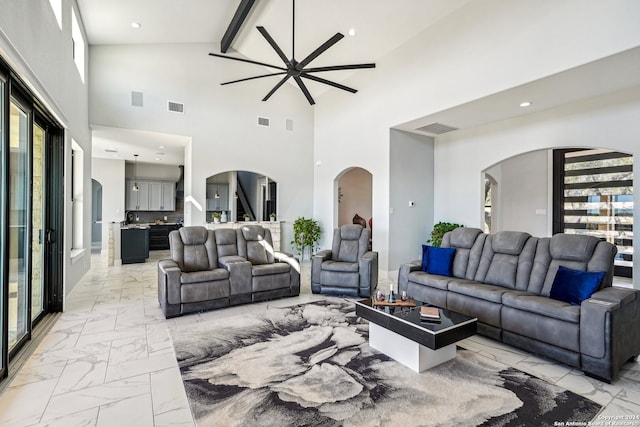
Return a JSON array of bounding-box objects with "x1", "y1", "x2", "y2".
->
[{"x1": 46, "y1": 229, "x2": 55, "y2": 244}]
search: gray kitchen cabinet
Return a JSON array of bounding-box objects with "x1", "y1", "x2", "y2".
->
[
  {"x1": 126, "y1": 180, "x2": 174, "y2": 211},
  {"x1": 149, "y1": 182, "x2": 175, "y2": 211},
  {"x1": 125, "y1": 180, "x2": 149, "y2": 211},
  {"x1": 206, "y1": 183, "x2": 228, "y2": 211}
]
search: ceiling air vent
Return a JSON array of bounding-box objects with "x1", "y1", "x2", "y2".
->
[
  {"x1": 168, "y1": 101, "x2": 184, "y2": 113},
  {"x1": 285, "y1": 119, "x2": 294, "y2": 131},
  {"x1": 257, "y1": 116, "x2": 270, "y2": 127},
  {"x1": 104, "y1": 149, "x2": 118, "y2": 153},
  {"x1": 131, "y1": 91, "x2": 143, "y2": 107},
  {"x1": 416, "y1": 122, "x2": 458, "y2": 135}
]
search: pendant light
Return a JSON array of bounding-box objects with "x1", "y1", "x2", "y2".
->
[
  {"x1": 132, "y1": 154, "x2": 139, "y2": 191},
  {"x1": 214, "y1": 183, "x2": 220, "y2": 199}
]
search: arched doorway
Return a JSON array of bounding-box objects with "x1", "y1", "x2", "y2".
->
[
  {"x1": 91, "y1": 179, "x2": 103, "y2": 253},
  {"x1": 483, "y1": 148, "x2": 633, "y2": 278},
  {"x1": 336, "y1": 167, "x2": 373, "y2": 246}
]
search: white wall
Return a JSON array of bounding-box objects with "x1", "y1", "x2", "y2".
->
[
  {"x1": 313, "y1": 0, "x2": 640, "y2": 279},
  {"x1": 485, "y1": 150, "x2": 551, "y2": 236},
  {"x1": 92, "y1": 157, "x2": 125, "y2": 254},
  {"x1": 89, "y1": 43, "x2": 315, "y2": 253},
  {"x1": 125, "y1": 162, "x2": 182, "y2": 182},
  {"x1": 435, "y1": 88, "x2": 640, "y2": 288},
  {"x1": 0, "y1": 0, "x2": 91, "y2": 295},
  {"x1": 389, "y1": 130, "x2": 434, "y2": 272}
]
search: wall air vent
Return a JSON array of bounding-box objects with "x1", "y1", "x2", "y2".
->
[
  {"x1": 131, "y1": 91, "x2": 143, "y2": 107},
  {"x1": 257, "y1": 116, "x2": 270, "y2": 127},
  {"x1": 416, "y1": 122, "x2": 459, "y2": 135},
  {"x1": 104, "y1": 149, "x2": 118, "y2": 153},
  {"x1": 168, "y1": 101, "x2": 184, "y2": 113}
]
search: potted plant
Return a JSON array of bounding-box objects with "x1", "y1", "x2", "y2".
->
[
  {"x1": 243, "y1": 213, "x2": 251, "y2": 222},
  {"x1": 291, "y1": 217, "x2": 321, "y2": 260},
  {"x1": 427, "y1": 221, "x2": 463, "y2": 247},
  {"x1": 269, "y1": 213, "x2": 276, "y2": 222},
  {"x1": 211, "y1": 212, "x2": 221, "y2": 223}
]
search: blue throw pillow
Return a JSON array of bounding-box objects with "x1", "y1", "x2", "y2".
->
[
  {"x1": 549, "y1": 265, "x2": 606, "y2": 305},
  {"x1": 421, "y1": 245, "x2": 456, "y2": 277}
]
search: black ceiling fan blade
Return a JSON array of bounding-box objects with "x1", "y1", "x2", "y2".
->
[
  {"x1": 295, "y1": 33, "x2": 344, "y2": 71},
  {"x1": 262, "y1": 75, "x2": 291, "y2": 102},
  {"x1": 221, "y1": 71, "x2": 288, "y2": 86},
  {"x1": 293, "y1": 76, "x2": 315, "y2": 105},
  {"x1": 208, "y1": 52, "x2": 288, "y2": 71},
  {"x1": 256, "y1": 26, "x2": 290, "y2": 65},
  {"x1": 300, "y1": 73, "x2": 357, "y2": 93},
  {"x1": 304, "y1": 63, "x2": 376, "y2": 73}
]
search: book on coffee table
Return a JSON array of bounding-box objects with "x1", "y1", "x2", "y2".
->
[{"x1": 420, "y1": 306, "x2": 441, "y2": 321}]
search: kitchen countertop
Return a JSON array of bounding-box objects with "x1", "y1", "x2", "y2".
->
[{"x1": 120, "y1": 222, "x2": 179, "y2": 229}]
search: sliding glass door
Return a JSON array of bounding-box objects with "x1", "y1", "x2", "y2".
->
[
  {"x1": 8, "y1": 100, "x2": 30, "y2": 352},
  {"x1": 32, "y1": 123, "x2": 45, "y2": 321},
  {"x1": 1, "y1": 58, "x2": 64, "y2": 380}
]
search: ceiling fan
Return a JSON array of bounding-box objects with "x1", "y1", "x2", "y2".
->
[{"x1": 208, "y1": 0, "x2": 375, "y2": 105}]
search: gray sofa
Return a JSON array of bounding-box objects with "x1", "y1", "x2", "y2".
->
[
  {"x1": 398, "y1": 227, "x2": 640, "y2": 382},
  {"x1": 158, "y1": 225, "x2": 300, "y2": 318}
]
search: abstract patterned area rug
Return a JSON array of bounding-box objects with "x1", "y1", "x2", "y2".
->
[{"x1": 170, "y1": 298, "x2": 601, "y2": 427}]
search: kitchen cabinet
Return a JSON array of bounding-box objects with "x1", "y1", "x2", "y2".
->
[
  {"x1": 206, "y1": 184, "x2": 228, "y2": 211},
  {"x1": 149, "y1": 182, "x2": 175, "y2": 211},
  {"x1": 125, "y1": 180, "x2": 149, "y2": 211},
  {"x1": 149, "y1": 224, "x2": 180, "y2": 250},
  {"x1": 121, "y1": 227, "x2": 149, "y2": 264},
  {"x1": 126, "y1": 179, "x2": 175, "y2": 211}
]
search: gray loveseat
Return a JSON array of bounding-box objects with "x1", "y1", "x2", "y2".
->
[
  {"x1": 158, "y1": 225, "x2": 300, "y2": 318},
  {"x1": 398, "y1": 227, "x2": 640, "y2": 382}
]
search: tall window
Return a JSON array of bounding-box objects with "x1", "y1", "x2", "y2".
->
[
  {"x1": 71, "y1": 7, "x2": 85, "y2": 82},
  {"x1": 554, "y1": 149, "x2": 633, "y2": 277},
  {"x1": 48, "y1": 0, "x2": 62, "y2": 30},
  {"x1": 72, "y1": 141, "x2": 84, "y2": 251}
]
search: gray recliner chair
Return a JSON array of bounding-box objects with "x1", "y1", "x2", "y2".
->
[
  {"x1": 236, "y1": 225, "x2": 301, "y2": 302},
  {"x1": 158, "y1": 226, "x2": 231, "y2": 318},
  {"x1": 311, "y1": 224, "x2": 378, "y2": 297}
]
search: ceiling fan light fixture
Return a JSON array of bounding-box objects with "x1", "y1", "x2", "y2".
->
[{"x1": 209, "y1": 0, "x2": 375, "y2": 105}]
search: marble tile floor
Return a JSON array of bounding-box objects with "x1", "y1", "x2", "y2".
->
[{"x1": 0, "y1": 251, "x2": 638, "y2": 426}]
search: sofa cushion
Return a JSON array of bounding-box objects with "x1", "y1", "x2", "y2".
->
[
  {"x1": 549, "y1": 266, "x2": 605, "y2": 305},
  {"x1": 491, "y1": 231, "x2": 531, "y2": 255},
  {"x1": 214, "y1": 228, "x2": 238, "y2": 257},
  {"x1": 502, "y1": 290, "x2": 580, "y2": 323},
  {"x1": 407, "y1": 271, "x2": 452, "y2": 291},
  {"x1": 421, "y1": 245, "x2": 455, "y2": 276},
  {"x1": 180, "y1": 269, "x2": 229, "y2": 284},
  {"x1": 251, "y1": 262, "x2": 291, "y2": 276},
  {"x1": 550, "y1": 234, "x2": 599, "y2": 262},
  {"x1": 448, "y1": 280, "x2": 509, "y2": 304},
  {"x1": 321, "y1": 260, "x2": 359, "y2": 273}
]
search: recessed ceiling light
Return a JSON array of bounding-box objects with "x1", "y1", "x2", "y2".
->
[
  {"x1": 520, "y1": 101, "x2": 532, "y2": 107},
  {"x1": 131, "y1": 22, "x2": 141, "y2": 29},
  {"x1": 159, "y1": 145, "x2": 166, "y2": 149},
  {"x1": 348, "y1": 28, "x2": 356, "y2": 36},
  {"x1": 155, "y1": 158, "x2": 161, "y2": 161}
]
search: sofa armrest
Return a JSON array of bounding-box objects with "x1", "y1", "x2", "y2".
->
[
  {"x1": 398, "y1": 260, "x2": 422, "y2": 293},
  {"x1": 158, "y1": 259, "x2": 182, "y2": 305},
  {"x1": 218, "y1": 256, "x2": 252, "y2": 295},
  {"x1": 358, "y1": 251, "x2": 378, "y2": 297},
  {"x1": 311, "y1": 250, "x2": 332, "y2": 286},
  {"x1": 580, "y1": 287, "x2": 640, "y2": 381}
]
